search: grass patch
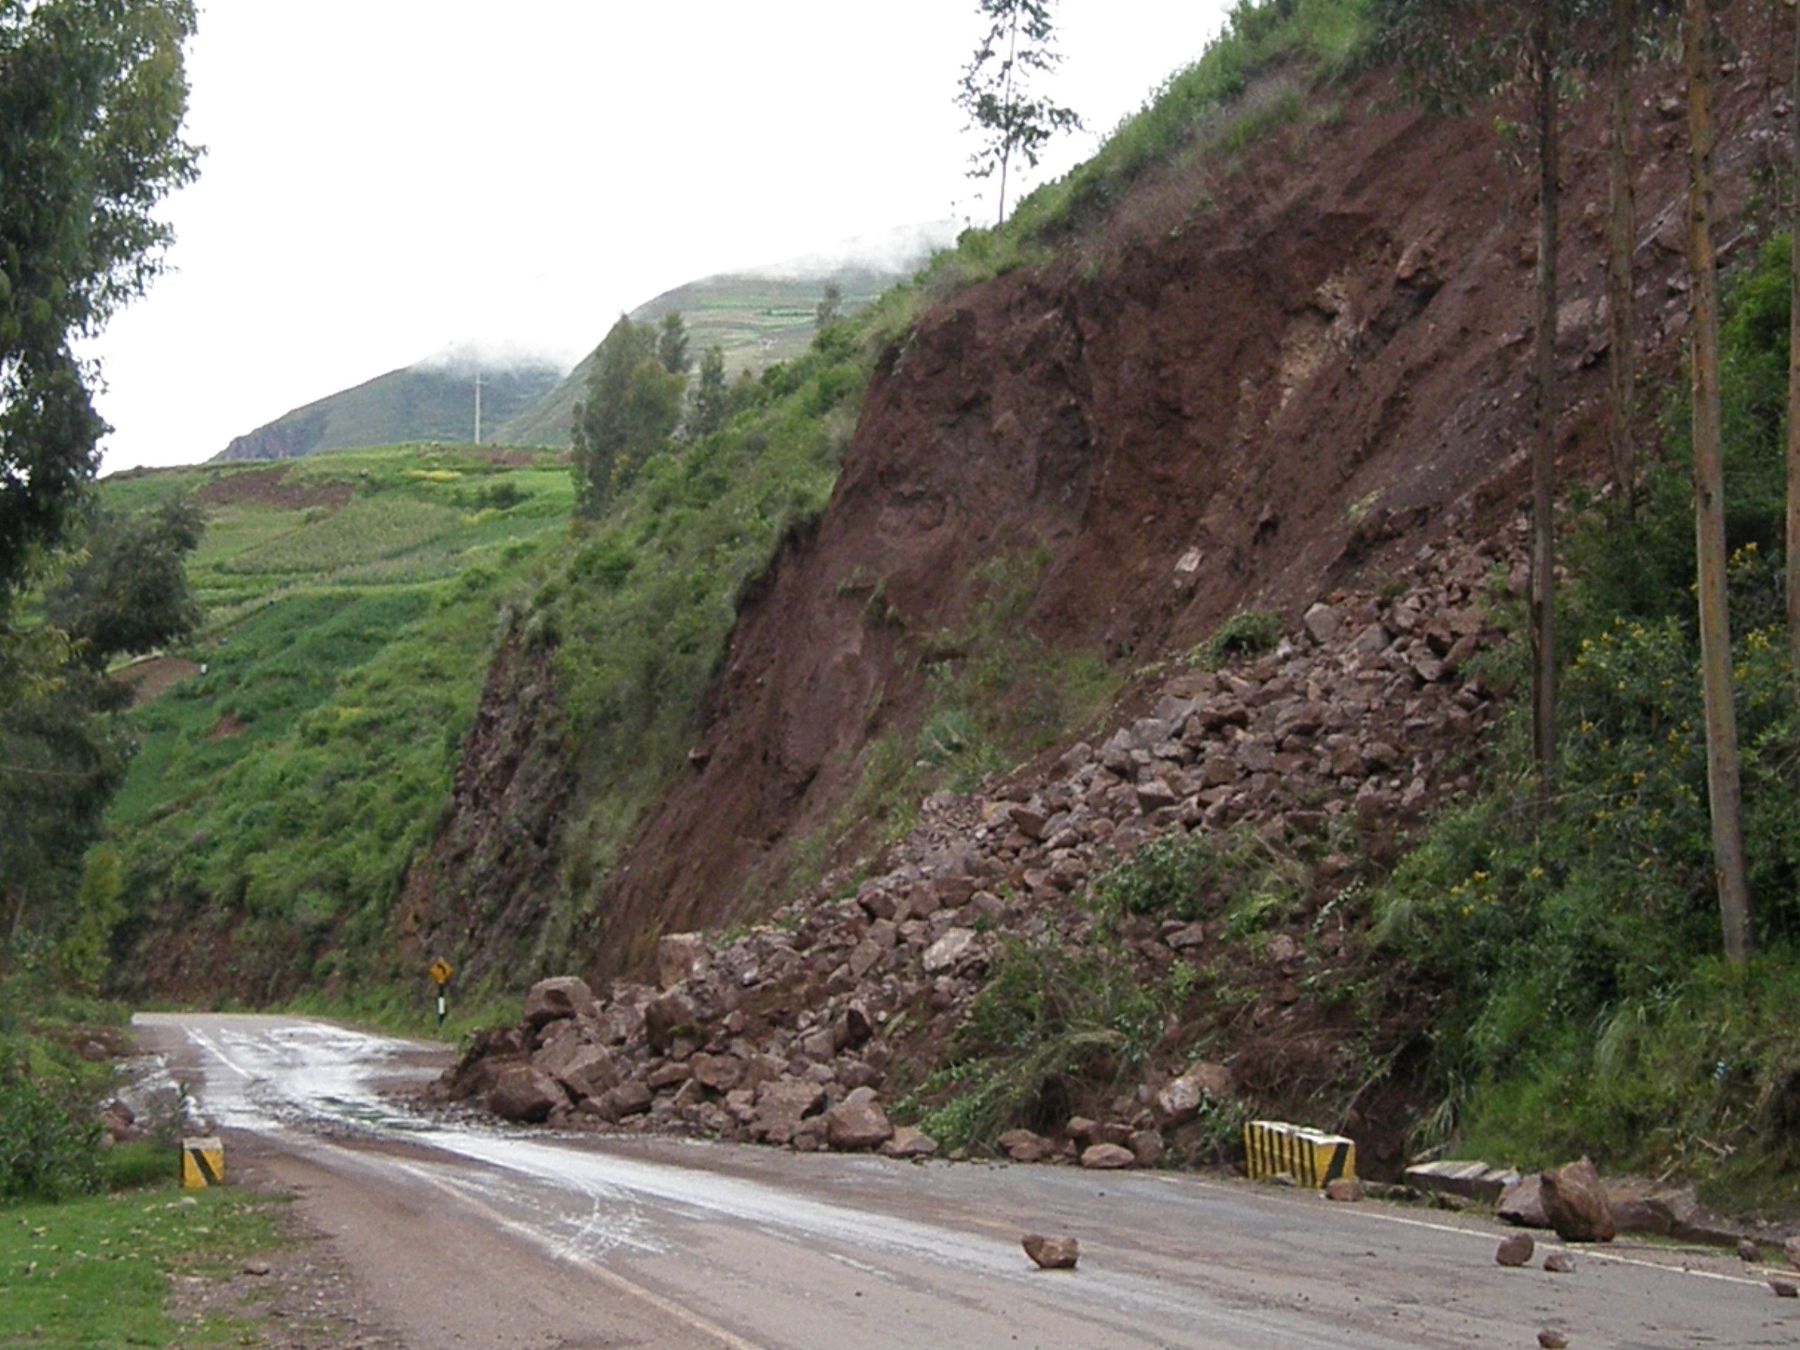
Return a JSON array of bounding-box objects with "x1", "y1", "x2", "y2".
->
[
  {"x1": 1193, "y1": 611, "x2": 1283, "y2": 669},
  {"x1": 898, "y1": 933, "x2": 1165, "y2": 1152},
  {"x1": 0, "y1": 1183, "x2": 283, "y2": 1347}
]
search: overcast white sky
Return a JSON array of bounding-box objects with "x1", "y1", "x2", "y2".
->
[{"x1": 88, "y1": 1, "x2": 1234, "y2": 472}]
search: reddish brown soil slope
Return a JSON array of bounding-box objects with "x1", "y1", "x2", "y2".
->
[
  {"x1": 581, "y1": 58, "x2": 1778, "y2": 980},
  {"x1": 399, "y1": 31, "x2": 1787, "y2": 992}
]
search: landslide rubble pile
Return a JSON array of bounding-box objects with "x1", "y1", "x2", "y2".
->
[{"x1": 437, "y1": 517, "x2": 1521, "y2": 1164}]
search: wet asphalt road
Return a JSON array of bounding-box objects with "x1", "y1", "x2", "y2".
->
[{"x1": 133, "y1": 1013, "x2": 1796, "y2": 1349}]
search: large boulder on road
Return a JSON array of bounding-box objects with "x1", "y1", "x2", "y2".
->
[
  {"x1": 487, "y1": 1065, "x2": 566, "y2": 1123},
  {"x1": 523, "y1": 977, "x2": 596, "y2": 1030},
  {"x1": 825, "y1": 1090, "x2": 893, "y2": 1151},
  {"x1": 750, "y1": 1079, "x2": 825, "y2": 1145},
  {"x1": 1541, "y1": 1158, "x2": 1616, "y2": 1243}
]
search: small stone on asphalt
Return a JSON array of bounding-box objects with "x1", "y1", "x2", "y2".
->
[
  {"x1": 1537, "y1": 1332, "x2": 1568, "y2": 1349},
  {"x1": 1543, "y1": 1252, "x2": 1575, "y2": 1273},
  {"x1": 1771, "y1": 1279, "x2": 1798, "y2": 1299},
  {"x1": 1022, "y1": 1233, "x2": 1080, "y2": 1270},
  {"x1": 1496, "y1": 1234, "x2": 1534, "y2": 1267}
]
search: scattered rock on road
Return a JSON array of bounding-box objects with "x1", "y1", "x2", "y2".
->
[
  {"x1": 1022, "y1": 1234, "x2": 1080, "y2": 1270},
  {"x1": 1324, "y1": 1178, "x2": 1364, "y2": 1203},
  {"x1": 1498, "y1": 1175, "x2": 1549, "y2": 1229},
  {"x1": 824, "y1": 1090, "x2": 894, "y2": 1151},
  {"x1": 1537, "y1": 1331, "x2": 1569, "y2": 1349},
  {"x1": 1543, "y1": 1252, "x2": 1575, "y2": 1274},
  {"x1": 1496, "y1": 1234, "x2": 1535, "y2": 1267},
  {"x1": 881, "y1": 1126, "x2": 939, "y2": 1159},
  {"x1": 487, "y1": 1065, "x2": 566, "y2": 1123},
  {"x1": 1772, "y1": 1280, "x2": 1798, "y2": 1299},
  {"x1": 1079, "y1": 1143, "x2": 1136, "y2": 1170},
  {"x1": 999, "y1": 1129, "x2": 1053, "y2": 1163},
  {"x1": 1541, "y1": 1158, "x2": 1616, "y2": 1243}
]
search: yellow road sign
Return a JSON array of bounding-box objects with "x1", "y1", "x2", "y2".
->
[{"x1": 429, "y1": 958, "x2": 453, "y2": 986}]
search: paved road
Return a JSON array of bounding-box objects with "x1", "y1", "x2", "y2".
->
[{"x1": 133, "y1": 1013, "x2": 1794, "y2": 1348}]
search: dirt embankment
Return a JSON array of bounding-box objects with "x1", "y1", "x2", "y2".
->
[{"x1": 405, "y1": 35, "x2": 1784, "y2": 990}]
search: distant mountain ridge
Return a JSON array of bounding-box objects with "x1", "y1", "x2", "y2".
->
[
  {"x1": 212, "y1": 360, "x2": 563, "y2": 463},
  {"x1": 493, "y1": 265, "x2": 909, "y2": 450}
]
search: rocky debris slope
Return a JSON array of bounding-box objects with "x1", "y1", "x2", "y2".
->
[{"x1": 437, "y1": 517, "x2": 1521, "y2": 1164}]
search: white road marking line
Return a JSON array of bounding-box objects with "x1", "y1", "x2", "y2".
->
[{"x1": 386, "y1": 1157, "x2": 765, "y2": 1350}]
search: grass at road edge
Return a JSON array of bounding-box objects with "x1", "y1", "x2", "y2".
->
[{"x1": 0, "y1": 1176, "x2": 284, "y2": 1348}]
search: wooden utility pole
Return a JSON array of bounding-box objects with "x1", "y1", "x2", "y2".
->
[
  {"x1": 1607, "y1": 0, "x2": 1638, "y2": 516},
  {"x1": 1685, "y1": 0, "x2": 1753, "y2": 964},
  {"x1": 1531, "y1": 0, "x2": 1563, "y2": 800}
]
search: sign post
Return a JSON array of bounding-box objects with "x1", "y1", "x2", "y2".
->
[{"x1": 429, "y1": 958, "x2": 454, "y2": 1027}]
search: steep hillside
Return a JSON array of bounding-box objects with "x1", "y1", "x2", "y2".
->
[
  {"x1": 412, "y1": 6, "x2": 1800, "y2": 1203},
  {"x1": 99, "y1": 446, "x2": 571, "y2": 1002},
  {"x1": 213, "y1": 360, "x2": 561, "y2": 463},
  {"x1": 422, "y1": 42, "x2": 1754, "y2": 984},
  {"x1": 494, "y1": 267, "x2": 912, "y2": 449}
]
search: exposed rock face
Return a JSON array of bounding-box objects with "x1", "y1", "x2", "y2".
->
[{"x1": 1541, "y1": 1158, "x2": 1617, "y2": 1244}]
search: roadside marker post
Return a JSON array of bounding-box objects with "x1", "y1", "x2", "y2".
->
[
  {"x1": 181, "y1": 1136, "x2": 225, "y2": 1189},
  {"x1": 1243, "y1": 1120, "x2": 1356, "y2": 1188},
  {"x1": 429, "y1": 958, "x2": 454, "y2": 1027}
]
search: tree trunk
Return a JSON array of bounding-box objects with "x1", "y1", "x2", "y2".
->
[
  {"x1": 997, "y1": 7, "x2": 1020, "y2": 227},
  {"x1": 1531, "y1": 0, "x2": 1562, "y2": 801},
  {"x1": 1685, "y1": 0, "x2": 1754, "y2": 964},
  {"x1": 1788, "y1": 0, "x2": 1800, "y2": 691},
  {"x1": 1607, "y1": 0, "x2": 1638, "y2": 516}
]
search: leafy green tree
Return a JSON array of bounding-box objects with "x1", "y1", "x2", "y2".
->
[
  {"x1": 47, "y1": 496, "x2": 202, "y2": 668},
  {"x1": 690, "y1": 344, "x2": 731, "y2": 438},
  {"x1": 657, "y1": 312, "x2": 691, "y2": 375},
  {"x1": 955, "y1": 0, "x2": 1080, "y2": 226},
  {"x1": 815, "y1": 282, "x2": 843, "y2": 331},
  {"x1": 0, "y1": 0, "x2": 200, "y2": 609},
  {"x1": 571, "y1": 316, "x2": 687, "y2": 515},
  {"x1": 1, "y1": 502, "x2": 201, "y2": 963}
]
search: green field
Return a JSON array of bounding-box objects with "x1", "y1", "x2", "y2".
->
[{"x1": 100, "y1": 445, "x2": 572, "y2": 994}]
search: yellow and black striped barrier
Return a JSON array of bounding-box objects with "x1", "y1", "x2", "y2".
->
[
  {"x1": 181, "y1": 1136, "x2": 225, "y2": 1189},
  {"x1": 1243, "y1": 1120, "x2": 1355, "y2": 1188}
]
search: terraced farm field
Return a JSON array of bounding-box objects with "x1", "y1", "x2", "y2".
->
[{"x1": 99, "y1": 444, "x2": 570, "y2": 995}]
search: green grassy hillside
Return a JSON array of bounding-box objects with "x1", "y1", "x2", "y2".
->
[
  {"x1": 494, "y1": 268, "x2": 901, "y2": 449},
  {"x1": 212, "y1": 361, "x2": 563, "y2": 463},
  {"x1": 98, "y1": 445, "x2": 570, "y2": 991}
]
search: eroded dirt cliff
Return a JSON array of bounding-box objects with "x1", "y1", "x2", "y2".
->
[{"x1": 406, "y1": 41, "x2": 1784, "y2": 996}]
